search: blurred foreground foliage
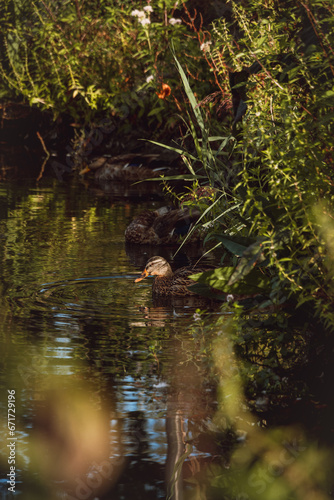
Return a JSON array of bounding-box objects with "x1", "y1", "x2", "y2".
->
[{"x1": 182, "y1": 311, "x2": 334, "y2": 500}]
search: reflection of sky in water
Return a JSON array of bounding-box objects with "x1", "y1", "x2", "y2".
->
[
  {"x1": 47, "y1": 334, "x2": 74, "y2": 362},
  {"x1": 116, "y1": 376, "x2": 168, "y2": 463},
  {"x1": 41, "y1": 330, "x2": 210, "y2": 464}
]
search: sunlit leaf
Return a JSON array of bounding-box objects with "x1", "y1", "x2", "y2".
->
[
  {"x1": 191, "y1": 266, "x2": 271, "y2": 295},
  {"x1": 228, "y1": 239, "x2": 267, "y2": 286}
]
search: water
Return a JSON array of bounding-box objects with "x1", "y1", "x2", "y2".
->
[
  {"x1": 0, "y1": 153, "x2": 222, "y2": 500},
  {"x1": 1, "y1": 152, "x2": 333, "y2": 500}
]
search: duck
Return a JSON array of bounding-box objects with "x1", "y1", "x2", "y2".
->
[
  {"x1": 134, "y1": 256, "x2": 211, "y2": 296},
  {"x1": 125, "y1": 206, "x2": 202, "y2": 245},
  {"x1": 79, "y1": 153, "x2": 171, "y2": 182}
]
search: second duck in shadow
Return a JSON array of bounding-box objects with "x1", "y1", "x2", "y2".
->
[
  {"x1": 80, "y1": 153, "x2": 178, "y2": 183},
  {"x1": 125, "y1": 206, "x2": 202, "y2": 245}
]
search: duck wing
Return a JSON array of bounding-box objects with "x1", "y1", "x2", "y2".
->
[
  {"x1": 96, "y1": 164, "x2": 170, "y2": 183},
  {"x1": 125, "y1": 206, "x2": 201, "y2": 245},
  {"x1": 170, "y1": 264, "x2": 214, "y2": 295},
  {"x1": 152, "y1": 207, "x2": 200, "y2": 239},
  {"x1": 124, "y1": 207, "x2": 172, "y2": 244},
  {"x1": 90, "y1": 154, "x2": 159, "y2": 170},
  {"x1": 105, "y1": 153, "x2": 160, "y2": 163},
  {"x1": 169, "y1": 265, "x2": 201, "y2": 295}
]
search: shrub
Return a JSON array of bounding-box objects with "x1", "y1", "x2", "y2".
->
[
  {"x1": 184, "y1": 1, "x2": 334, "y2": 330},
  {"x1": 0, "y1": 0, "x2": 213, "y2": 129}
]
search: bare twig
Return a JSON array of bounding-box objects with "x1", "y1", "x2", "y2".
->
[
  {"x1": 74, "y1": 0, "x2": 82, "y2": 21},
  {"x1": 36, "y1": 131, "x2": 50, "y2": 181}
]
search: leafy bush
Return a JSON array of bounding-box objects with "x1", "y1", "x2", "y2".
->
[
  {"x1": 174, "y1": 1, "x2": 334, "y2": 330},
  {"x1": 0, "y1": 0, "x2": 212, "y2": 128}
]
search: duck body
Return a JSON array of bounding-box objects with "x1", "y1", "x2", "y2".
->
[
  {"x1": 125, "y1": 206, "x2": 201, "y2": 245},
  {"x1": 135, "y1": 256, "x2": 210, "y2": 296},
  {"x1": 80, "y1": 153, "x2": 169, "y2": 182}
]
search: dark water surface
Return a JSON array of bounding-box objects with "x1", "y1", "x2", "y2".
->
[
  {"x1": 1, "y1": 153, "x2": 333, "y2": 500},
  {"x1": 0, "y1": 154, "x2": 224, "y2": 500}
]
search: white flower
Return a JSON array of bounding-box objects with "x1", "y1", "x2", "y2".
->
[
  {"x1": 146, "y1": 75, "x2": 154, "y2": 83},
  {"x1": 193, "y1": 312, "x2": 201, "y2": 321},
  {"x1": 200, "y1": 41, "x2": 212, "y2": 52},
  {"x1": 143, "y1": 5, "x2": 153, "y2": 13},
  {"x1": 139, "y1": 17, "x2": 151, "y2": 26},
  {"x1": 131, "y1": 9, "x2": 146, "y2": 18},
  {"x1": 169, "y1": 18, "x2": 182, "y2": 26},
  {"x1": 226, "y1": 294, "x2": 234, "y2": 303}
]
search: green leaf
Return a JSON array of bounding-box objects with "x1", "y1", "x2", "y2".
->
[
  {"x1": 147, "y1": 107, "x2": 163, "y2": 117},
  {"x1": 201, "y1": 136, "x2": 229, "y2": 142},
  {"x1": 210, "y1": 235, "x2": 252, "y2": 256},
  {"x1": 145, "y1": 140, "x2": 198, "y2": 162},
  {"x1": 187, "y1": 282, "x2": 227, "y2": 301},
  {"x1": 191, "y1": 266, "x2": 271, "y2": 295},
  {"x1": 255, "y1": 37, "x2": 266, "y2": 48},
  {"x1": 191, "y1": 266, "x2": 235, "y2": 289},
  {"x1": 171, "y1": 47, "x2": 205, "y2": 134},
  {"x1": 132, "y1": 174, "x2": 205, "y2": 184},
  {"x1": 228, "y1": 239, "x2": 267, "y2": 286}
]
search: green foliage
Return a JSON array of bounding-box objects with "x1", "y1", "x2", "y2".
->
[
  {"x1": 0, "y1": 0, "x2": 211, "y2": 127},
  {"x1": 147, "y1": 51, "x2": 245, "y2": 256},
  {"x1": 184, "y1": 0, "x2": 334, "y2": 329}
]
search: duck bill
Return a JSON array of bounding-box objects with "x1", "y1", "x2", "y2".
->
[{"x1": 135, "y1": 269, "x2": 149, "y2": 283}]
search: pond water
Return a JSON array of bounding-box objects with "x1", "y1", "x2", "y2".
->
[
  {"x1": 0, "y1": 151, "x2": 333, "y2": 500},
  {"x1": 0, "y1": 152, "x2": 226, "y2": 500}
]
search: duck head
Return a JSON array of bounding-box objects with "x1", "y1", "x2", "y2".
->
[{"x1": 135, "y1": 256, "x2": 173, "y2": 282}]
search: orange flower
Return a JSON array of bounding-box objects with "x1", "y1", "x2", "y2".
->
[{"x1": 157, "y1": 83, "x2": 171, "y2": 99}]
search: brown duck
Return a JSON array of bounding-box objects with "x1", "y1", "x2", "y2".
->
[
  {"x1": 135, "y1": 256, "x2": 210, "y2": 296},
  {"x1": 80, "y1": 153, "x2": 167, "y2": 182},
  {"x1": 125, "y1": 206, "x2": 201, "y2": 245}
]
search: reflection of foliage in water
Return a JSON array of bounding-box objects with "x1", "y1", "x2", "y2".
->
[{"x1": 182, "y1": 313, "x2": 334, "y2": 500}]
